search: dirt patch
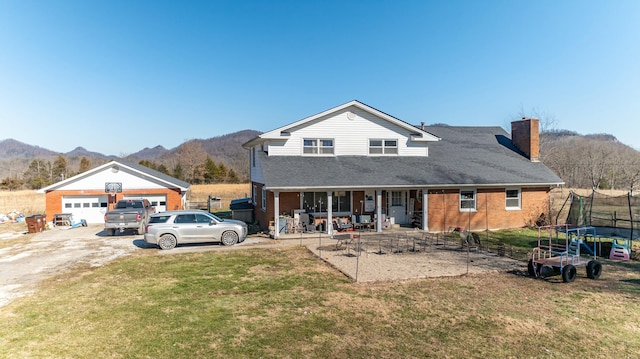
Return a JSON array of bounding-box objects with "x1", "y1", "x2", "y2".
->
[{"x1": 303, "y1": 235, "x2": 523, "y2": 282}]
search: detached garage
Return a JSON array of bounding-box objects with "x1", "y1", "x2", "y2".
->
[{"x1": 38, "y1": 160, "x2": 190, "y2": 224}]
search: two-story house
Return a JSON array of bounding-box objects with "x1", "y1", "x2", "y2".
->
[{"x1": 243, "y1": 100, "x2": 564, "y2": 238}]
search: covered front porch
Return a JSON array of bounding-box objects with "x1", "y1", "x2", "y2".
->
[{"x1": 270, "y1": 188, "x2": 428, "y2": 239}]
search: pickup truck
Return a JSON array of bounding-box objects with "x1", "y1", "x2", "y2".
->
[{"x1": 104, "y1": 199, "x2": 155, "y2": 236}]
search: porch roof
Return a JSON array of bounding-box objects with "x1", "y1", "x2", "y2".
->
[{"x1": 259, "y1": 125, "x2": 564, "y2": 191}]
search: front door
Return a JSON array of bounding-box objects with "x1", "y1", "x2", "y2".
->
[{"x1": 389, "y1": 191, "x2": 408, "y2": 224}]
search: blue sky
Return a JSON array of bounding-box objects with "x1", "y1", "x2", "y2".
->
[{"x1": 1, "y1": 0, "x2": 639, "y2": 156}]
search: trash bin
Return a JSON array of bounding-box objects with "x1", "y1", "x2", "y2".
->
[{"x1": 26, "y1": 215, "x2": 45, "y2": 234}]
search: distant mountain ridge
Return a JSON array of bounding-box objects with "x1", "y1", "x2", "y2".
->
[
  {"x1": 0, "y1": 130, "x2": 260, "y2": 160},
  {"x1": 0, "y1": 130, "x2": 261, "y2": 180},
  {"x1": 0, "y1": 139, "x2": 61, "y2": 159}
]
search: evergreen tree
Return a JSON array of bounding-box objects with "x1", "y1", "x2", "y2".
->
[
  {"x1": 227, "y1": 169, "x2": 239, "y2": 183},
  {"x1": 173, "y1": 163, "x2": 184, "y2": 181},
  {"x1": 217, "y1": 163, "x2": 228, "y2": 183},
  {"x1": 139, "y1": 160, "x2": 157, "y2": 170},
  {"x1": 23, "y1": 159, "x2": 51, "y2": 189},
  {"x1": 157, "y1": 164, "x2": 170, "y2": 175},
  {"x1": 203, "y1": 157, "x2": 218, "y2": 183},
  {"x1": 52, "y1": 155, "x2": 68, "y2": 181}
]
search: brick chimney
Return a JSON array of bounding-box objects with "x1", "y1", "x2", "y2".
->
[{"x1": 511, "y1": 117, "x2": 540, "y2": 162}]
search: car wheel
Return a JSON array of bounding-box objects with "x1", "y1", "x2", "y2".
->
[
  {"x1": 158, "y1": 234, "x2": 177, "y2": 250},
  {"x1": 562, "y1": 264, "x2": 577, "y2": 283},
  {"x1": 586, "y1": 260, "x2": 602, "y2": 279},
  {"x1": 221, "y1": 231, "x2": 239, "y2": 246},
  {"x1": 106, "y1": 228, "x2": 115, "y2": 236}
]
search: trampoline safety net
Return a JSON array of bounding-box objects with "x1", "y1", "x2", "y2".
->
[{"x1": 563, "y1": 190, "x2": 640, "y2": 240}]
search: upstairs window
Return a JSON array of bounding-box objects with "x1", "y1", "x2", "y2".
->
[
  {"x1": 369, "y1": 139, "x2": 398, "y2": 155},
  {"x1": 303, "y1": 138, "x2": 334, "y2": 155},
  {"x1": 506, "y1": 189, "x2": 521, "y2": 210},
  {"x1": 460, "y1": 190, "x2": 476, "y2": 211}
]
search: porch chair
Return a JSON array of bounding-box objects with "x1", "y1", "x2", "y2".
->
[
  {"x1": 337, "y1": 218, "x2": 353, "y2": 231},
  {"x1": 360, "y1": 214, "x2": 372, "y2": 231}
]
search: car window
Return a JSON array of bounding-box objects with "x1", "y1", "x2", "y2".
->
[
  {"x1": 174, "y1": 214, "x2": 197, "y2": 224},
  {"x1": 195, "y1": 214, "x2": 214, "y2": 223},
  {"x1": 209, "y1": 213, "x2": 223, "y2": 222},
  {"x1": 149, "y1": 215, "x2": 171, "y2": 224}
]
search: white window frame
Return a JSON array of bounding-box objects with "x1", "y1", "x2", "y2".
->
[
  {"x1": 261, "y1": 187, "x2": 267, "y2": 211},
  {"x1": 369, "y1": 139, "x2": 398, "y2": 155},
  {"x1": 506, "y1": 188, "x2": 521, "y2": 210},
  {"x1": 252, "y1": 185, "x2": 257, "y2": 205},
  {"x1": 459, "y1": 189, "x2": 476, "y2": 212},
  {"x1": 303, "y1": 138, "x2": 334, "y2": 155}
]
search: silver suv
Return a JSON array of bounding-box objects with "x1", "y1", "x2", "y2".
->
[{"x1": 144, "y1": 210, "x2": 248, "y2": 250}]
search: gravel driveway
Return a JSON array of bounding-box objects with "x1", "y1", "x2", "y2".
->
[
  {"x1": 0, "y1": 225, "x2": 142, "y2": 307},
  {"x1": 0, "y1": 224, "x2": 272, "y2": 308}
]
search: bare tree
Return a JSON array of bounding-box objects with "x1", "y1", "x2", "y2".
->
[{"x1": 175, "y1": 140, "x2": 208, "y2": 183}]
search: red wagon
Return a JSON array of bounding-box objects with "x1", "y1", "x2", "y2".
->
[{"x1": 528, "y1": 225, "x2": 602, "y2": 283}]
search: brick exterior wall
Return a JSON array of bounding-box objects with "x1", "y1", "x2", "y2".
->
[
  {"x1": 427, "y1": 187, "x2": 550, "y2": 232},
  {"x1": 254, "y1": 186, "x2": 550, "y2": 232},
  {"x1": 44, "y1": 187, "x2": 184, "y2": 223}
]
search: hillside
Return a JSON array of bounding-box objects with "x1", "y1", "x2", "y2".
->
[
  {"x1": 2, "y1": 127, "x2": 639, "y2": 192},
  {"x1": 0, "y1": 130, "x2": 261, "y2": 182}
]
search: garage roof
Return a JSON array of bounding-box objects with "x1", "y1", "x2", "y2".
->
[{"x1": 37, "y1": 160, "x2": 191, "y2": 193}]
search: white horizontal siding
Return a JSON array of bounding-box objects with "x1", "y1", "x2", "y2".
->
[
  {"x1": 60, "y1": 167, "x2": 168, "y2": 191},
  {"x1": 250, "y1": 145, "x2": 265, "y2": 184},
  {"x1": 267, "y1": 107, "x2": 428, "y2": 156}
]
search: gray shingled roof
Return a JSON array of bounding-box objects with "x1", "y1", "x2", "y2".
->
[{"x1": 259, "y1": 125, "x2": 563, "y2": 190}]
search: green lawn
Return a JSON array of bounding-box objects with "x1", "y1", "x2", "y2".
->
[{"x1": 1, "y1": 244, "x2": 639, "y2": 358}]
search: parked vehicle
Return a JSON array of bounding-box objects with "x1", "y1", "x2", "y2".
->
[
  {"x1": 144, "y1": 210, "x2": 248, "y2": 250},
  {"x1": 104, "y1": 199, "x2": 155, "y2": 236}
]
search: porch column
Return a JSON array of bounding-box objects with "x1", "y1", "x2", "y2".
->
[
  {"x1": 327, "y1": 191, "x2": 333, "y2": 236},
  {"x1": 376, "y1": 190, "x2": 383, "y2": 233},
  {"x1": 422, "y1": 189, "x2": 428, "y2": 231},
  {"x1": 273, "y1": 191, "x2": 280, "y2": 239}
]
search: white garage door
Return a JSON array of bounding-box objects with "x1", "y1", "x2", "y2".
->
[
  {"x1": 62, "y1": 195, "x2": 108, "y2": 224},
  {"x1": 123, "y1": 194, "x2": 167, "y2": 213}
]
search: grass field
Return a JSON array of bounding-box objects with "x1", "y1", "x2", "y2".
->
[
  {"x1": 0, "y1": 190, "x2": 46, "y2": 217},
  {"x1": 1, "y1": 187, "x2": 639, "y2": 357},
  {"x1": 0, "y1": 246, "x2": 639, "y2": 358},
  {"x1": 0, "y1": 184, "x2": 251, "y2": 217}
]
